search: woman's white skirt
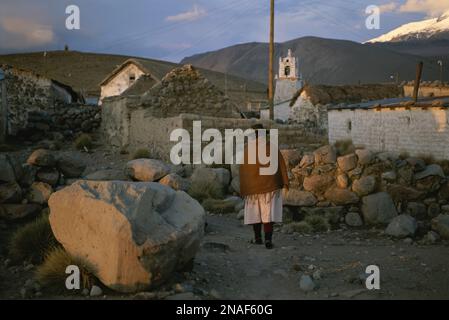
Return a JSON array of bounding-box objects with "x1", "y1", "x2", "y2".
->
[{"x1": 244, "y1": 189, "x2": 283, "y2": 225}]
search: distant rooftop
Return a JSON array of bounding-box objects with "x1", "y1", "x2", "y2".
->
[{"x1": 328, "y1": 96, "x2": 449, "y2": 111}]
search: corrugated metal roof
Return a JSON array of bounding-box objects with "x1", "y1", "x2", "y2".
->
[{"x1": 328, "y1": 96, "x2": 449, "y2": 110}]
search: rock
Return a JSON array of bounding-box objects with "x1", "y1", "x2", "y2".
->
[
  {"x1": 314, "y1": 145, "x2": 336, "y2": 165},
  {"x1": 0, "y1": 204, "x2": 41, "y2": 221},
  {"x1": 416, "y1": 175, "x2": 442, "y2": 193},
  {"x1": 166, "y1": 292, "x2": 199, "y2": 300},
  {"x1": 84, "y1": 169, "x2": 128, "y2": 181},
  {"x1": 355, "y1": 149, "x2": 373, "y2": 165},
  {"x1": 28, "y1": 182, "x2": 53, "y2": 204},
  {"x1": 431, "y1": 215, "x2": 449, "y2": 239},
  {"x1": 397, "y1": 166, "x2": 414, "y2": 185},
  {"x1": 303, "y1": 175, "x2": 334, "y2": 194},
  {"x1": 439, "y1": 181, "x2": 449, "y2": 199},
  {"x1": 336, "y1": 174, "x2": 349, "y2": 189},
  {"x1": 237, "y1": 209, "x2": 244, "y2": 220},
  {"x1": 90, "y1": 285, "x2": 103, "y2": 297},
  {"x1": 406, "y1": 202, "x2": 427, "y2": 220},
  {"x1": 385, "y1": 215, "x2": 417, "y2": 238},
  {"x1": 345, "y1": 212, "x2": 363, "y2": 227},
  {"x1": 48, "y1": 180, "x2": 206, "y2": 292},
  {"x1": 299, "y1": 154, "x2": 314, "y2": 168},
  {"x1": 230, "y1": 164, "x2": 239, "y2": 179},
  {"x1": 281, "y1": 149, "x2": 301, "y2": 168},
  {"x1": 405, "y1": 158, "x2": 426, "y2": 172},
  {"x1": 387, "y1": 184, "x2": 425, "y2": 202},
  {"x1": 159, "y1": 173, "x2": 190, "y2": 191},
  {"x1": 324, "y1": 188, "x2": 359, "y2": 205},
  {"x1": 312, "y1": 270, "x2": 322, "y2": 280},
  {"x1": 376, "y1": 152, "x2": 398, "y2": 162},
  {"x1": 209, "y1": 289, "x2": 222, "y2": 299},
  {"x1": 190, "y1": 167, "x2": 230, "y2": 190},
  {"x1": 427, "y1": 203, "x2": 440, "y2": 218},
  {"x1": 230, "y1": 176, "x2": 240, "y2": 194},
  {"x1": 347, "y1": 167, "x2": 362, "y2": 180},
  {"x1": 337, "y1": 154, "x2": 357, "y2": 172},
  {"x1": 19, "y1": 164, "x2": 38, "y2": 187},
  {"x1": 57, "y1": 154, "x2": 86, "y2": 178},
  {"x1": 125, "y1": 159, "x2": 170, "y2": 182},
  {"x1": 82, "y1": 288, "x2": 89, "y2": 296},
  {"x1": 0, "y1": 154, "x2": 17, "y2": 183},
  {"x1": 361, "y1": 192, "x2": 398, "y2": 225},
  {"x1": 27, "y1": 149, "x2": 56, "y2": 167},
  {"x1": 424, "y1": 231, "x2": 440, "y2": 244},
  {"x1": 36, "y1": 168, "x2": 60, "y2": 187},
  {"x1": 283, "y1": 190, "x2": 317, "y2": 207},
  {"x1": 0, "y1": 182, "x2": 22, "y2": 204},
  {"x1": 299, "y1": 275, "x2": 316, "y2": 292},
  {"x1": 352, "y1": 176, "x2": 376, "y2": 196},
  {"x1": 381, "y1": 171, "x2": 397, "y2": 182},
  {"x1": 441, "y1": 205, "x2": 449, "y2": 213},
  {"x1": 414, "y1": 164, "x2": 445, "y2": 180}
]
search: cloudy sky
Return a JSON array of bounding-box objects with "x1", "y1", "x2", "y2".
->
[{"x1": 0, "y1": 0, "x2": 448, "y2": 62}]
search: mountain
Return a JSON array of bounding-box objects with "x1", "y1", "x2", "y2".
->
[
  {"x1": 0, "y1": 51, "x2": 266, "y2": 101},
  {"x1": 367, "y1": 10, "x2": 449, "y2": 43},
  {"x1": 181, "y1": 36, "x2": 441, "y2": 85}
]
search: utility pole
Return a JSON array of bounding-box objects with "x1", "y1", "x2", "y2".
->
[
  {"x1": 268, "y1": 0, "x2": 275, "y2": 120},
  {"x1": 0, "y1": 68, "x2": 7, "y2": 143},
  {"x1": 438, "y1": 60, "x2": 443, "y2": 85},
  {"x1": 413, "y1": 61, "x2": 424, "y2": 103}
]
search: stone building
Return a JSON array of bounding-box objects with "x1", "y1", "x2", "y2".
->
[
  {"x1": 0, "y1": 64, "x2": 81, "y2": 136},
  {"x1": 403, "y1": 82, "x2": 449, "y2": 98},
  {"x1": 328, "y1": 97, "x2": 449, "y2": 160},
  {"x1": 102, "y1": 65, "x2": 321, "y2": 160}
]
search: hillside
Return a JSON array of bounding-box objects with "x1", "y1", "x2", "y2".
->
[
  {"x1": 0, "y1": 51, "x2": 267, "y2": 103},
  {"x1": 181, "y1": 36, "x2": 442, "y2": 85}
]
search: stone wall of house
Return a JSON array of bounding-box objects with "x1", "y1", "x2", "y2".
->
[
  {"x1": 403, "y1": 84, "x2": 449, "y2": 98},
  {"x1": 328, "y1": 107, "x2": 449, "y2": 160},
  {"x1": 99, "y1": 64, "x2": 147, "y2": 105},
  {"x1": 1, "y1": 66, "x2": 80, "y2": 137}
]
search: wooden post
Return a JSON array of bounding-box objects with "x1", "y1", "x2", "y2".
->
[
  {"x1": 268, "y1": 0, "x2": 275, "y2": 120},
  {"x1": 413, "y1": 61, "x2": 423, "y2": 103}
]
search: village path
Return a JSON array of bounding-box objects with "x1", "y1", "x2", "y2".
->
[{"x1": 192, "y1": 214, "x2": 449, "y2": 300}]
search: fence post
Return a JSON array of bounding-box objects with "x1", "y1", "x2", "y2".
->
[{"x1": 0, "y1": 68, "x2": 7, "y2": 143}]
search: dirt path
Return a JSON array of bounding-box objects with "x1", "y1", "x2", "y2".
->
[{"x1": 192, "y1": 214, "x2": 449, "y2": 300}]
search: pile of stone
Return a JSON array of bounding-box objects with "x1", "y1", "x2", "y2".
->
[
  {"x1": 23, "y1": 105, "x2": 101, "y2": 139},
  {"x1": 0, "y1": 149, "x2": 86, "y2": 221},
  {"x1": 139, "y1": 65, "x2": 240, "y2": 119},
  {"x1": 282, "y1": 145, "x2": 449, "y2": 241}
]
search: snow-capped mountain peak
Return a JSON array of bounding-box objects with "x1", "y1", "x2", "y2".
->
[{"x1": 367, "y1": 10, "x2": 449, "y2": 43}]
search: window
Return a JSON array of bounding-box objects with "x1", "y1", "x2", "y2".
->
[
  {"x1": 129, "y1": 73, "x2": 136, "y2": 84},
  {"x1": 284, "y1": 66, "x2": 291, "y2": 77},
  {"x1": 347, "y1": 120, "x2": 352, "y2": 132}
]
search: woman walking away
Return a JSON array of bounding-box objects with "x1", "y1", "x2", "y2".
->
[{"x1": 239, "y1": 124, "x2": 289, "y2": 249}]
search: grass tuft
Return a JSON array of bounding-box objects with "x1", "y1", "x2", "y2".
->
[
  {"x1": 74, "y1": 134, "x2": 93, "y2": 150},
  {"x1": 131, "y1": 148, "x2": 151, "y2": 160},
  {"x1": 35, "y1": 247, "x2": 98, "y2": 294},
  {"x1": 9, "y1": 214, "x2": 58, "y2": 265},
  {"x1": 305, "y1": 214, "x2": 330, "y2": 232},
  {"x1": 202, "y1": 199, "x2": 236, "y2": 214},
  {"x1": 334, "y1": 139, "x2": 355, "y2": 156}
]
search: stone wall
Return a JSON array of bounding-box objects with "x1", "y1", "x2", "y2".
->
[
  {"x1": 290, "y1": 94, "x2": 328, "y2": 133},
  {"x1": 328, "y1": 107, "x2": 449, "y2": 160},
  {"x1": 404, "y1": 85, "x2": 449, "y2": 98},
  {"x1": 1, "y1": 65, "x2": 77, "y2": 136}
]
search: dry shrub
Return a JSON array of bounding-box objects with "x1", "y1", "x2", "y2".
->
[
  {"x1": 202, "y1": 199, "x2": 235, "y2": 214},
  {"x1": 188, "y1": 181, "x2": 225, "y2": 202},
  {"x1": 418, "y1": 154, "x2": 435, "y2": 165},
  {"x1": 35, "y1": 247, "x2": 97, "y2": 294},
  {"x1": 334, "y1": 139, "x2": 355, "y2": 156},
  {"x1": 74, "y1": 134, "x2": 93, "y2": 150},
  {"x1": 436, "y1": 160, "x2": 449, "y2": 176},
  {"x1": 9, "y1": 214, "x2": 58, "y2": 264},
  {"x1": 282, "y1": 221, "x2": 312, "y2": 234},
  {"x1": 305, "y1": 214, "x2": 330, "y2": 232}
]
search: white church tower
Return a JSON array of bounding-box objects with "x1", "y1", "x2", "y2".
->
[{"x1": 274, "y1": 49, "x2": 303, "y2": 104}]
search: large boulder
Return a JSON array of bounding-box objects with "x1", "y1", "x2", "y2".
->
[
  {"x1": 125, "y1": 159, "x2": 170, "y2": 182},
  {"x1": 337, "y1": 154, "x2": 357, "y2": 172},
  {"x1": 36, "y1": 168, "x2": 60, "y2": 187},
  {"x1": 324, "y1": 188, "x2": 359, "y2": 205},
  {"x1": 190, "y1": 167, "x2": 230, "y2": 190},
  {"x1": 49, "y1": 180, "x2": 206, "y2": 292},
  {"x1": 19, "y1": 164, "x2": 38, "y2": 187},
  {"x1": 431, "y1": 215, "x2": 449, "y2": 239},
  {"x1": 283, "y1": 190, "x2": 317, "y2": 207},
  {"x1": 303, "y1": 175, "x2": 334, "y2": 195},
  {"x1": 352, "y1": 176, "x2": 376, "y2": 196},
  {"x1": 385, "y1": 215, "x2": 417, "y2": 238},
  {"x1": 281, "y1": 149, "x2": 301, "y2": 169},
  {"x1": 299, "y1": 154, "x2": 314, "y2": 168},
  {"x1": 57, "y1": 154, "x2": 86, "y2": 178},
  {"x1": 387, "y1": 184, "x2": 425, "y2": 202},
  {"x1": 0, "y1": 182, "x2": 22, "y2": 204},
  {"x1": 313, "y1": 145, "x2": 336, "y2": 166},
  {"x1": 27, "y1": 149, "x2": 56, "y2": 167},
  {"x1": 361, "y1": 192, "x2": 397, "y2": 225}
]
